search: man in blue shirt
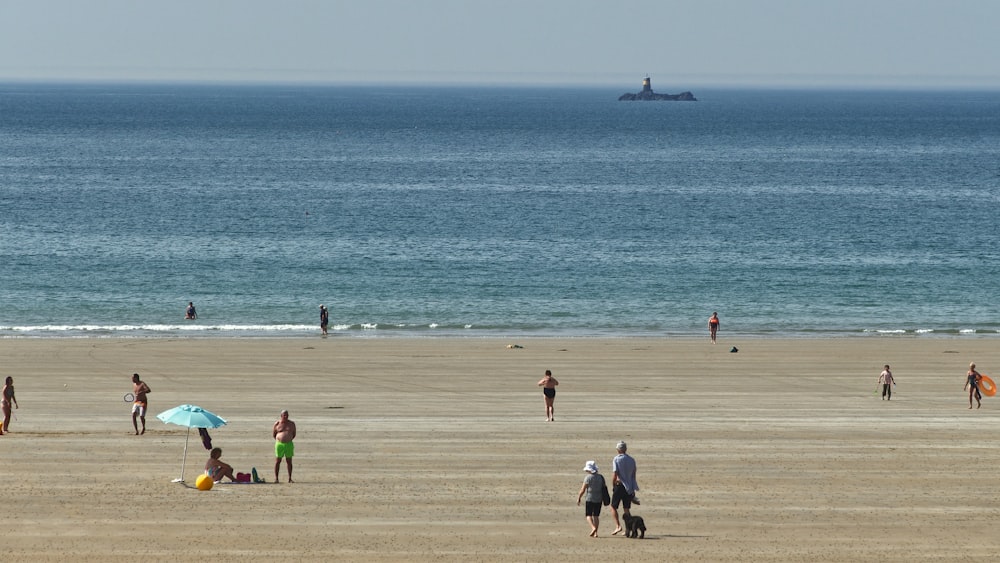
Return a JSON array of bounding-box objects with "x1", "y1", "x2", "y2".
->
[{"x1": 611, "y1": 440, "x2": 639, "y2": 535}]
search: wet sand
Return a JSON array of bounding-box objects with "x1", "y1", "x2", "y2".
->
[{"x1": 2, "y1": 337, "x2": 999, "y2": 562}]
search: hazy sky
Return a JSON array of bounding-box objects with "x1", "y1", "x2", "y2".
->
[{"x1": 1, "y1": 0, "x2": 997, "y2": 88}]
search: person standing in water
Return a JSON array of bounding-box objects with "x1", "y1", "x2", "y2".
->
[
  {"x1": 708, "y1": 312, "x2": 720, "y2": 343},
  {"x1": 185, "y1": 301, "x2": 197, "y2": 319},
  {"x1": 319, "y1": 304, "x2": 329, "y2": 336},
  {"x1": 537, "y1": 369, "x2": 559, "y2": 421}
]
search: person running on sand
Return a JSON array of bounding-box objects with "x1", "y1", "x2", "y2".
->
[
  {"x1": 2, "y1": 376, "x2": 18, "y2": 434},
  {"x1": 131, "y1": 373, "x2": 151, "y2": 435},
  {"x1": 273, "y1": 409, "x2": 297, "y2": 482},
  {"x1": 205, "y1": 447, "x2": 237, "y2": 482},
  {"x1": 965, "y1": 362, "x2": 982, "y2": 409},
  {"x1": 537, "y1": 369, "x2": 559, "y2": 421},
  {"x1": 877, "y1": 364, "x2": 895, "y2": 401},
  {"x1": 577, "y1": 460, "x2": 606, "y2": 537},
  {"x1": 708, "y1": 312, "x2": 720, "y2": 343}
]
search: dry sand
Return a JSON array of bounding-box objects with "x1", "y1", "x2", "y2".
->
[{"x1": 2, "y1": 336, "x2": 999, "y2": 562}]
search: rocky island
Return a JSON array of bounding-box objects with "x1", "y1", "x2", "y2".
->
[{"x1": 619, "y1": 76, "x2": 696, "y2": 101}]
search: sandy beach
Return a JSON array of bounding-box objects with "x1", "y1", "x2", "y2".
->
[{"x1": 3, "y1": 336, "x2": 1000, "y2": 562}]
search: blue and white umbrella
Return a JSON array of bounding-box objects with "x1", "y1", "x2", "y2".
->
[{"x1": 156, "y1": 404, "x2": 227, "y2": 483}]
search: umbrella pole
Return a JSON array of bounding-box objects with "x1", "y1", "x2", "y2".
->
[{"x1": 172, "y1": 426, "x2": 192, "y2": 483}]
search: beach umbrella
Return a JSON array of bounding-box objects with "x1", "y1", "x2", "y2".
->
[{"x1": 156, "y1": 404, "x2": 227, "y2": 483}]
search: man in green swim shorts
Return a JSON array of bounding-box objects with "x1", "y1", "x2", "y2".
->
[{"x1": 273, "y1": 409, "x2": 297, "y2": 483}]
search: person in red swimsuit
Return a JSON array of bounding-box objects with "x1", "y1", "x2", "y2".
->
[{"x1": 708, "y1": 312, "x2": 720, "y2": 344}]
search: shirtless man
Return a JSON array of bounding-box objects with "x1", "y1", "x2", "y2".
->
[
  {"x1": 2, "y1": 376, "x2": 18, "y2": 434},
  {"x1": 131, "y1": 373, "x2": 151, "y2": 435},
  {"x1": 273, "y1": 409, "x2": 297, "y2": 483},
  {"x1": 537, "y1": 369, "x2": 559, "y2": 422}
]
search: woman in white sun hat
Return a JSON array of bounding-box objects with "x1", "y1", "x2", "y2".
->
[{"x1": 577, "y1": 460, "x2": 606, "y2": 537}]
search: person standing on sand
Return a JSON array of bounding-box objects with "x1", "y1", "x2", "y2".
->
[
  {"x1": 131, "y1": 373, "x2": 151, "y2": 435},
  {"x1": 2, "y1": 376, "x2": 18, "y2": 434},
  {"x1": 537, "y1": 369, "x2": 559, "y2": 421},
  {"x1": 709, "y1": 312, "x2": 720, "y2": 343},
  {"x1": 577, "y1": 460, "x2": 605, "y2": 537},
  {"x1": 610, "y1": 440, "x2": 639, "y2": 536},
  {"x1": 185, "y1": 301, "x2": 197, "y2": 320},
  {"x1": 319, "y1": 304, "x2": 329, "y2": 336},
  {"x1": 965, "y1": 362, "x2": 982, "y2": 409},
  {"x1": 877, "y1": 364, "x2": 895, "y2": 401},
  {"x1": 273, "y1": 409, "x2": 297, "y2": 483}
]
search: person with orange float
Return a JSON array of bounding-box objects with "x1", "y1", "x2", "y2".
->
[{"x1": 965, "y1": 362, "x2": 982, "y2": 409}]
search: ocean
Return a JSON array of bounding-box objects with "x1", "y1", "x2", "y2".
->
[{"x1": 1, "y1": 83, "x2": 999, "y2": 338}]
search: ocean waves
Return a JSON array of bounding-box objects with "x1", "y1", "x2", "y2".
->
[
  {"x1": 3, "y1": 85, "x2": 1000, "y2": 338},
  {"x1": 2, "y1": 323, "x2": 999, "y2": 338}
]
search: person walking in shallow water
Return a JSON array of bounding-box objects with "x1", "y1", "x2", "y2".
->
[
  {"x1": 319, "y1": 304, "x2": 329, "y2": 336},
  {"x1": 965, "y1": 362, "x2": 982, "y2": 409},
  {"x1": 877, "y1": 364, "x2": 895, "y2": 400},
  {"x1": 537, "y1": 370, "x2": 559, "y2": 421},
  {"x1": 708, "y1": 312, "x2": 720, "y2": 343}
]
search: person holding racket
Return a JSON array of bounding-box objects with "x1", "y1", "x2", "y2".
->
[
  {"x1": 2, "y1": 376, "x2": 18, "y2": 434},
  {"x1": 130, "y1": 373, "x2": 151, "y2": 435}
]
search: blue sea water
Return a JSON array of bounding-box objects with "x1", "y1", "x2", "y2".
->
[{"x1": 1, "y1": 83, "x2": 999, "y2": 338}]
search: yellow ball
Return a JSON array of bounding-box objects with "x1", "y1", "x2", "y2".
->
[{"x1": 195, "y1": 474, "x2": 214, "y2": 491}]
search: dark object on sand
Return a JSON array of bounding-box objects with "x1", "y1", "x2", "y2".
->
[{"x1": 623, "y1": 513, "x2": 647, "y2": 538}]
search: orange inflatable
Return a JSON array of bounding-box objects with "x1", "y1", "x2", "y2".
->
[{"x1": 979, "y1": 374, "x2": 997, "y2": 397}]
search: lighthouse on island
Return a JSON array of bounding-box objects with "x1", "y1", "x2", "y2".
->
[{"x1": 619, "y1": 76, "x2": 696, "y2": 101}]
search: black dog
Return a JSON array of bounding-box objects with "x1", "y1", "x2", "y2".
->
[{"x1": 623, "y1": 513, "x2": 646, "y2": 539}]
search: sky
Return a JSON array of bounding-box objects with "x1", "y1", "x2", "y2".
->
[{"x1": 1, "y1": 0, "x2": 998, "y2": 89}]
